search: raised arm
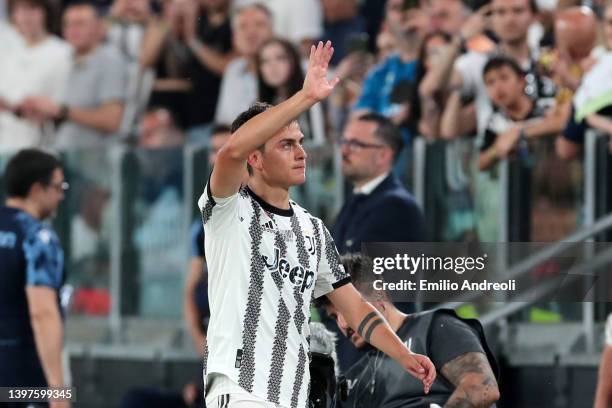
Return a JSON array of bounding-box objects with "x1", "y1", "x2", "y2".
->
[
  {"x1": 326, "y1": 284, "x2": 436, "y2": 393},
  {"x1": 210, "y1": 41, "x2": 339, "y2": 198}
]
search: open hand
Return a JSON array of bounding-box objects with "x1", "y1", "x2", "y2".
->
[
  {"x1": 400, "y1": 351, "x2": 436, "y2": 394},
  {"x1": 460, "y1": 4, "x2": 491, "y2": 40},
  {"x1": 302, "y1": 41, "x2": 340, "y2": 103}
]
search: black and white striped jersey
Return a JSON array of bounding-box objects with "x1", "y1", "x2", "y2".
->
[{"x1": 198, "y1": 184, "x2": 349, "y2": 408}]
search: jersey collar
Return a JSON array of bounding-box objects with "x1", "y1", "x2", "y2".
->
[{"x1": 246, "y1": 186, "x2": 294, "y2": 217}]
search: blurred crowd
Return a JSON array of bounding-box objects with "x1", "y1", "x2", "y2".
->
[{"x1": 1, "y1": 0, "x2": 611, "y2": 158}]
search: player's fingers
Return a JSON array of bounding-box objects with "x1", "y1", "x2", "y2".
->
[
  {"x1": 326, "y1": 45, "x2": 335, "y2": 64},
  {"x1": 426, "y1": 361, "x2": 436, "y2": 383},
  {"x1": 330, "y1": 77, "x2": 341, "y2": 89},
  {"x1": 315, "y1": 41, "x2": 324, "y2": 65},
  {"x1": 406, "y1": 358, "x2": 426, "y2": 377}
]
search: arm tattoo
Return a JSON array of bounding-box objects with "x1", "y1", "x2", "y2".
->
[
  {"x1": 364, "y1": 318, "x2": 384, "y2": 343},
  {"x1": 357, "y1": 311, "x2": 378, "y2": 337},
  {"x1": 445, "y1": 397, "x2": 477, "y2": 408},
  {"x1": 441, "y1": 352, "x2": 498, "y2": 408}
]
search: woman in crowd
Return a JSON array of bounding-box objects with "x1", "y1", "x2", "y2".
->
[{"x1": 256, "y1": 37, "x2": 325, "y2": 144}]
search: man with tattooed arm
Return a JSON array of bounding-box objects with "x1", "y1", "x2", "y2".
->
[{"x1": 322, "y1": 254, "x2": 500, "y2": 408}]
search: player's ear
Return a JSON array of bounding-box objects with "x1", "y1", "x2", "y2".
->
[{"x1": 247, "y1": 150, "x2": 264, "y2": 172}]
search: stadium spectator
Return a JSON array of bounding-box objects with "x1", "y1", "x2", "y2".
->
[
  {"x1": 214, "y1": 3, "x2": 273, "y2": 125},
  {"x1": 22, "y1": 2, "x2": 127, "y2": 149},
  {"x1": 138, "y1": 106, "x2": 185, "y2": 148},
  {"x1": 105, "y1": 0, "x2": 150, "y2": 62},
  {"x1": 256, "y1": 38, "x2": 325, "y2": 144},
  {"x1": 0, "y1": 17, "x2": 22, "y2": 52},
  {"x1": 554, "y1": 7, "x2": 607, "y2": 160},
  {"x1": 104, "y1": 0, "x2": 152, "y2": 135},
  {"x1": 233, "y1": 0, "x2": 323, "y2": 56},
  {"x1": 320, "y1": 0, "x2": 364, "y2": 65},
  {"x1": 0, "y1": 0, "x2": 70, "y2": 151},
  {"x1": 0, "y1": 149, "x2": 69, "y2": 403},
  {"x1": 328, "y1": 42, "x2": 374, "y2": 136},
  {"x1": 321, "y1": 254, "x2": 500, "y2": 408},
  {"x1": 414, "y1": 31, "x2": 452, "y2": 139},
  {"x1": 375, "y1": 29, "x2": 397, "y2": 62},
  {"x1": 431, "y1": 0, "x2": 561, "y2": 139},
  {"x1": 594, "y1": 313, "x2": 612, "y2": 408},
  {"x1": 477, "y1": 55, "x2": 548, "y2": 170},
  {"x1": 140, "y1": 0, "x2": 233, "y2": 133},
  {"x1": 352, "y1": 0, "x2": 429, "y2": 131},
  {"x1": 332, "y1": 113, "x2": 425, "y2": 255},
  {"x1": 428, "y1": 0, "x2": 471, "y2": 36}
]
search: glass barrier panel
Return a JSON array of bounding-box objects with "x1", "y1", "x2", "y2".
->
[{"x1": 123, "y1": 147, "x2": 187, "y2": 318}]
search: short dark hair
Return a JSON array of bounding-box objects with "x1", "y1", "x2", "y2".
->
[
  {"x1": 483, "y1": 54, "x2": 525, "y2": 79},
  {"x1": 231, "y1": 102, "x2": 273, "y2": 175},
  {"x1": 9, "y1": 0, "x2": 55, "y2": 33},
  {"x1": 4, "y1": 149, "x2": 62, "y2": 198},
  {"x1": 356, "y1": 113, "x2": 404, "y2": 160},
  {"x1": 211, "y1": 124, "x2": 231, "y2": 136},
  {"x1": 64, "y1": 1, "x2": 101, "y2": 18}
]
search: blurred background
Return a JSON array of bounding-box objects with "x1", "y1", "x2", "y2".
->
[{"x1": 1, "y1": 0, "x2": 612, "y2": 405}]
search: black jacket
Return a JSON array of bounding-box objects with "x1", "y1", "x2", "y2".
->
[{"x1": 332, "y1": 174, "x2": 425, "y2": 254}]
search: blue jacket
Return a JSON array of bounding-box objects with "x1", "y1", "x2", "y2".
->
[{"x1": 332, "y1": 174, "x2": 425, "y2": 254}]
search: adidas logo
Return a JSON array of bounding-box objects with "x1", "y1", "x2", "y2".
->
[{"x1": 261, "y1": 221, "x2": 275, "y2": 232}]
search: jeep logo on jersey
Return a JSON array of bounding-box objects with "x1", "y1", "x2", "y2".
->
[{"x1": 262, "y1": 247, "x2": 315, "y2": 293}]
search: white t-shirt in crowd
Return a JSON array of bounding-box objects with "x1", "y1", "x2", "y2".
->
[
  {"x1": 0, "y1": 21, "x2": 23, "y2": 53},
  {"x1": 214, "y1": 57, "x2": 257, "y2": 125},
  {"x1": 0, "y1": 35, "x2": 71, "y2": 151},
  {"x1": 233, "y1": 0, "x2": 323, "y2": 45},
  {"x1": 198, "y1": 184, "x2": 349, "y2": 408}
]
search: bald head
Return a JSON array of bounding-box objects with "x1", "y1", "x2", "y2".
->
[{"x1": 555, "y1": 6, "x2": 597, "y2": 62}]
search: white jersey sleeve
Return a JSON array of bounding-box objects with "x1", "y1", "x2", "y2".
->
[
  {"x1": 313, "y1": 220, "x2": 350, "y2": 298},
  {"x1": 197, "y1": 179, "x2": 241, "y2": 232}
]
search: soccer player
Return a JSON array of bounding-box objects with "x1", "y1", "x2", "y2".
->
[
  {"x1": 0, "y1": 149, "x2": 69, "y2": 408},
  {"x1": 198, "y1": 41, "x2": 436, "y2": 408}
]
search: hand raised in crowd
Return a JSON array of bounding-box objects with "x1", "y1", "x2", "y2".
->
[
  {"x1": 335, "y1": 52, "x2": 370, "y2": 82},
  {"x1": 110, "y1": 0, "x2": 151, "y2": 23},
  {"x1": 302, "y1": 41, "x2": 340, "y2": 103},
  {"x1": 179, "y1": 0, "x2": 199, "y2": 41},
  {"x1": 459, "y1": 4, "x2": 491, "y2": 41},
  {"x1": 494, "y1": 127, "x2": 522, "y2": 158}
]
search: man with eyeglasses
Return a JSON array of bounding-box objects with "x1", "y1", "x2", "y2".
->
[
  {"x1": 0, "y1": 148, "x2": 70, "y2": 408},
  {"x1": 330, "y1": 113, "x2": 426, "y2": 372},
  {"x1": 333, "y1": 113, "x2": 425, "y2": 256}
]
